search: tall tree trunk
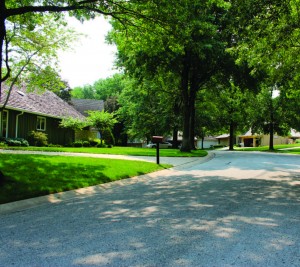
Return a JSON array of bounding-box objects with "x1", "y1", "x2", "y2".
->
[
  {"x1": 189, "y1": 86, "x2": 196, "y2": 150},
  {"x1": 181, "y1": 97, "x2": 192, "y2": 152},
  {"x1": 269, "y1": 94, "x2": 274, "y2": 151},
  {"x1": 229, "y1": 121, "x2": 235, "y2": 150},
  {"x1": 180, "y1": 51, "x2": 192, "y2": 152},
  {"x1": 0, "y1": 1, "x2": 6, "y2": 101},
  {"x1": 269, "y1": 111, "x2": 274, "y2": 150},
  {"x1": 172, "y1": 127, "x2": 178, "y2": 148}
]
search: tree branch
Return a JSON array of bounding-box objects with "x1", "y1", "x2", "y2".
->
[{"x1": 6, "y1": 1, "x2": 112, "y2": 18}]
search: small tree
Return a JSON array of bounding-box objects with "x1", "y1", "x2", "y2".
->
[
  {"x1": 60, "y1": 117, "x2": 87, "y2": 131},
  {"x1": 87, "y1": 111, "x2": 117, "y2": 145}
]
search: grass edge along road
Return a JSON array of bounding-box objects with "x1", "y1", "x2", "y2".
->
[
  {"x1": 236, "y1": 144, "x2": 300, "y2": 154},
  {"x1": 0, "y1": 146, "x2": 208, "y2": 157},
  {"x1": 0, "y1": 154, "x2": 172, "y2": 204}
]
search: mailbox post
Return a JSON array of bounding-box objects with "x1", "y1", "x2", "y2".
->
[{"x1": 152, "y1": 136, "x2": 163, "y2": 164}]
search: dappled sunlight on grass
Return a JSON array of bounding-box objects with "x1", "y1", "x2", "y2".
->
[
  {"x1": 0, "y1": 154, "x2": 170, "y2": 204},
  {"x1": 1, "y1": 146, "x2": 208, "y2": 157}
]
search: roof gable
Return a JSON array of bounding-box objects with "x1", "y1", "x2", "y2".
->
[
  {"x1": 0, "y1": 84, "x2": 85, "y2": 120},
  {"x1": 71, "y1": 98, "x2": 104, "y2": 116}
]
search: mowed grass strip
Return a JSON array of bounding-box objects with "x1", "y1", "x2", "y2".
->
[
  {"x1": 236, "y1": 144, "x2": 300, "y2": 154},
  {"x1": 2, "y1": 146, "x2": 208, "y2": 157},
  {"x1": 0, "y1": 154, "x2": 171, "y2": 204}
]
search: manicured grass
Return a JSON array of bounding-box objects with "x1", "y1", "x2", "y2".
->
[
  {"x1": 236, "y1": 144, "x2": 300, "y2": 154},
  {"x1": 0, "y1": 154, "x2": 171, "y2": 204},
  {"x1": 1, "y1": 146, "x2": 208, "y2": 157}
]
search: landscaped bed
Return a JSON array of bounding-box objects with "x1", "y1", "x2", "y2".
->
[{"x1": 0, "y1": 154, "x2": 171, "y2": 204}]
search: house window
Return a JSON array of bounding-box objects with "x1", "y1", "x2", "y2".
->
[
  {"x1": 1, "y1": 110, "x2": 8, "y2": 138},
  {"x1": 37, "y1": 116, "x2": 46, "y2": 131}
]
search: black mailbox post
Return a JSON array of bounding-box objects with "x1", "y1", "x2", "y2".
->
[{"x1": 152, "y1": 136, "x2": 163, "y2": 164}]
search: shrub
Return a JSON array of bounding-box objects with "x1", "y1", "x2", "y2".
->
[
  {"x1": 102, "y1": 129, "x2": 115, "y2": 146},
  {"x1": 89, "y1": 139, "x2": 99, "y2": 147},
  {"x1": 28, "y1": 131, "x2": 48, "y2": 147},
  {"x1": 82, "y1": 141, "x2": 90, "y2": 147},
  {"x1": 47, "y1": 144, "x2": 62, "y2": 147},
  {"x1": 9, "y1": 140, "x2": 21, "y2": 146},
  {"x1": 1, "y1": 138, "x2": 29, "y2": 147},
  {"x1": 73, "y1": 141, "x2": 83, "y2": 147},
  {"x1": 97, "y1": 143, "x2": 107, "y2": 148},
  {"x1": 0, "y1": 142, "x2": 7, "y2": 148}
]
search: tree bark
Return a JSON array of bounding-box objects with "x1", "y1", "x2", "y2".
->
[
  {"x1": 269, "y1": 93, "x2": 274, "y2": 151},
  {"x1": 172, "y1": 127, "x2": 179, "y2": 148},
  {"x1": 189, "y1": 80, "x2": 197, "y2": 150},
  {"x1": 180, "y1": 51, "x2": 192, "y2": 152},
  {"x1": 269, "y1": 112, "x2": 274, "y2": 150},
  {"x1": 0, "y1": 1, "x2": 6, "y2": 101},
  {"x1": 229, "y1": 121, "x2": 235, "y2": 150}
]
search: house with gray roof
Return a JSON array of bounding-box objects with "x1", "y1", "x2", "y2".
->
[
  {"x1": 0, "y1": 84, "x2": 85, "y2": 145},
  {"x1": 71, "y1": 98, "x2": 104, "y2": 116},
  {"x1": 70, "y1": 98, "x2": 105, "y2": 141}
]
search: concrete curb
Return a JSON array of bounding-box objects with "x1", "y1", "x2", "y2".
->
[{"x1": 0, "y1": 152, "x2": 215, "y2": 215}]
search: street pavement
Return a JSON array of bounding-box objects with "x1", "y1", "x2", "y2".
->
[{"x1": 0, "y1": 150, "x2": 300, "y2": 266}]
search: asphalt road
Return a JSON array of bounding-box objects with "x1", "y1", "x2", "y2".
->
[{"x1": 0, "y1": 151, "x2": 300, "y2": 266}]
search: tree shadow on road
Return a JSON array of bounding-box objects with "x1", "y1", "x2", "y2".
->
[{"x1": 1, "y1": 165, "x2": 300, "y2": 266}]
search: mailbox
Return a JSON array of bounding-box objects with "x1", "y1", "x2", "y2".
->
[{"x1": 152, "y1": 136, "x2": 163, "y2": 143}]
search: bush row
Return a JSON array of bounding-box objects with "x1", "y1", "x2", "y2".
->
[
  {"x1": 0, "y1": 137, "x2": 29, "y2": 147},
  {"x1": 0, "y1": 132, "x2": 112, "y2": 148},
  {"x1": 71, "y1": 140, "x2": 113, "y2": 148}
]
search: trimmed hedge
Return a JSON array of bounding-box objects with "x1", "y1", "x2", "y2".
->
[{"x1": 0, "y1": 137, "x2": 29, "y2": 147}]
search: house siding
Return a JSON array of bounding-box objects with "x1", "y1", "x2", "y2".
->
[
  {"x1": 239, "y1": 134, "x2": 289, "y2": 147},
  {"x1": 2, "y1": 109, "x2": 74, "y2": 145}
]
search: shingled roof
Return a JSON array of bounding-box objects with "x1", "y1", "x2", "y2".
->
[
  {"x1": 0, "y1": 84, "x2": 85, "y2": 119},
  {"x1": 71, "y1": 98, "x2": 104, "y2": 116}
]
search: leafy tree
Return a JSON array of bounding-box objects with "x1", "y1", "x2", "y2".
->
[
  {"x1": 1, "y1": 0, "x2": 156, "y2": 102},
  {"x1": 109, "y1": 0, "x2": 231, "y2": 151},
  {"x1": 71, "y1": 85, "x2": 95, "y2": 99},
  {"x1": 116, "y1": 73, "x2": 182, "y2": 144},
  {"x1": 1, "y1": 13, "x2": 77, "y2": 109},
  {"x1": 94, "y1": 73, "x2": 124, "y2": 101},
  {"x1": 87, "y1": 110, "x2": 117, "y2": 145},
  {"x1": 231, "y1": 0, "x2": 300, "y2": 96},
  {"x1": 194, "y1": 90, "x2": 224, "y2": 149},
  {"x1": 250, "y1": 85, "x2": 290, "y2": 150},
  {"x1": 59, "y1": 117, "x2": 87, "y2": 131}
]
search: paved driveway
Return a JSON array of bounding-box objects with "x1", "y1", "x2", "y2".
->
[{"x1": 0, "y1": 151, "x2": 300, "y2": 266}]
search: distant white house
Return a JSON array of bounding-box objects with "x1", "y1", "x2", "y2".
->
[
  {"x1": 238, "y1": 129, "x2": 291, "y2": 147},
  {"x1": 215, "y1": 134, "x2": 231, "y2": 147},
  {"x1": 196, "y1": 136, "x2": 219, "y2": 149}
]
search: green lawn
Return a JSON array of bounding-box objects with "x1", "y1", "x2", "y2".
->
[
  {"x1": 236, "y1": 144, "x2": 300, "y2": 154},
  {"x1": 0, "y1": 154, "x2": 171, "y2": 204},
  {"x1": 1, "y1": 146, "x2": 208, "y2": 157}
]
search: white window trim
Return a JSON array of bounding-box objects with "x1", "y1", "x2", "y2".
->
[
  {"x1": 1, "y1": 110, "x2": 8, "y2": 138},
  {"x1": 37, "y1": 116, "x2": 46, "y2": 131}
]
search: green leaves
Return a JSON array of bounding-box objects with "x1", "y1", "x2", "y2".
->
[
  {"x1": 87, "y1": 110, "x2": 117, "y2": 133},
  {"x1": 60, "y1": 117, "x2": 87, "y2": 131},
  {"x1": 4, "y1": 13, "x2": 79, "y2": 92}
]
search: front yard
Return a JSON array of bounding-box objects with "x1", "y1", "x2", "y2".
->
[
  {"x1": 0, "y1": 154, "x2": 171, "y2": 204},
  {"x1": 0, "y1": 146, "x2": 208, "y2": 157}
]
